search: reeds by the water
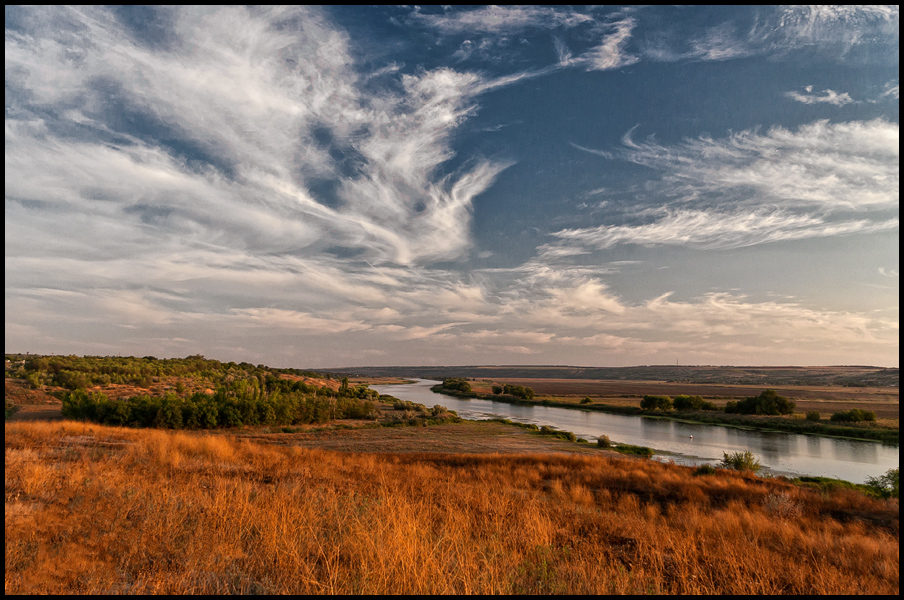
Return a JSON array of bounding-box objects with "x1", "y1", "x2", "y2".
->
[{"x1": 5, "y1": 420, "x2": 899, "y2": 594}]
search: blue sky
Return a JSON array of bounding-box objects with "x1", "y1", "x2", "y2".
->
[{"x1": 5, "y1": 6, "x2": 899, "y2": 368}]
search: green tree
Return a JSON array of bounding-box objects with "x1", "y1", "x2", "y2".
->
[
  {"x1": 719, "y1": 450, "x2": 762, "y2": 474},
  {"x1": 865, "y1": 468, "x2": 899, "y2": 499},
  {"x1": 641, "y1": 395, "x2": 673, "y2": 410}
]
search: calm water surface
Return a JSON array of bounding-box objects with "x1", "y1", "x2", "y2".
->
[{"x1": 372, "y1": 379, "x2": 899, "y2": 484}]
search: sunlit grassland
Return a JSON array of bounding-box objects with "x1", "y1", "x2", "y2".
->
[{"x1": 6, "y1": 420, "x2": 899, "y2": 594}]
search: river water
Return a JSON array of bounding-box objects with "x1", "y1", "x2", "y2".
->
[{"x1": 371, "y1": 379, "x2": 899, "y2": 484}]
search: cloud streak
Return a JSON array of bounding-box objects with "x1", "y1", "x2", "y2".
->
[
  {"x1": 785, "y1": 86, "x2": 856, "y2": 106},
  {"x1": 581, "y1": 119, "x2": 899, "y2": 211}
]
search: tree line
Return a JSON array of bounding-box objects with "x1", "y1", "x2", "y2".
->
[{"x1": 61, "y1": 375, "x2": 379, "y2": 429}]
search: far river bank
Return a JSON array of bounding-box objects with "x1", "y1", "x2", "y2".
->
[{"x1": 431, "y1": 386, "x2": 899, "y2": 445}]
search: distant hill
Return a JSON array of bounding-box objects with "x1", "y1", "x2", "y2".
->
[{"x1": 328, "y1": 365, "x2": 899, "y2": 387}]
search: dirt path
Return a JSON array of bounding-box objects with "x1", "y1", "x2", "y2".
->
[{"x1": 6, "y1": 404, "x2": 64, "y2": 422}]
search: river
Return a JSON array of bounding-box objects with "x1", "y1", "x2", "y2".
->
[{"x1": 371, "y1": 379, "x2": 899, "y2": 484}]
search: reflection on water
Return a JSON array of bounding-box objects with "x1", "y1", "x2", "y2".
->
[{"x1": 372, "y1": 379, "x2": 898, "y2": 484}]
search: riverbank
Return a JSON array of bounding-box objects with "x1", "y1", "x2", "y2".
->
[{"x1": 431, "y1": 386, "x2": 899, "y2": 445}]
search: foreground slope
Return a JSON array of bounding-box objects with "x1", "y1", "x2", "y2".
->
[{"x1": 6, "y1": 420, "x2": 898, "y2": 594}]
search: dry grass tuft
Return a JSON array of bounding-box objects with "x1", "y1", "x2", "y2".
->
[{"x1": 5, "y1": 420, "x2": 899, "y2": 594}]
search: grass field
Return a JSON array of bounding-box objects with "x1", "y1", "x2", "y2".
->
[{"x1": 5, "y1": 419, "x2": 899, "y2": 594}]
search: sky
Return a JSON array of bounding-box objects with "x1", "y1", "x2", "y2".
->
[{"x1": 5, "y1": 5, "x2": 899, "y2": 368}]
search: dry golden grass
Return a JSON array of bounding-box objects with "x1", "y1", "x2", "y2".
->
[{"x1": 5, "y1": 420, "x2": 899, "y2": 594}]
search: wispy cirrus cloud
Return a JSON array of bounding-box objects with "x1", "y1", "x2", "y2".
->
[
  {"x1": 408, "y1": 6, "x2": 594, "y2": 36},
  {"x1": 4, "y1": 5, "x2": 520, "y2": 362},
  {"x1": 785, "y1": 85, "x2": 856, "y2": 106},
  {"x1": 582, "y1": 118, "x2": 899, "y2": 211},
  {"x1": 5, "y1": 6, "x2": 508, "y2": 270},
  {"x1": 552, "y1": 209, "x2": 898, "y2": 251},
  {"x1": 774, "y1": 5, "x2": 899, "y2": 49},
  {"x1": 575, "y1": 18, "x2": 639, "y2": 71},
  {"x1": 559, "y1": 118, "x2": 898, "y2": 259},
  {"x1": 878, "y1": 82, "x2": 899, "y2": 100}
]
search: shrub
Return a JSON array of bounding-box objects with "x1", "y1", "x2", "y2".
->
[
  {"x1": 580, "y1": 397, "x2": 592, "y2": 404},
  {"x1": 61, "y1": 389, "x2": 98, "y2": 421},
  {"x1": 503, "y1": 384, "x2": 535, "y2": 400},
  {"x1": 865, "y1": 468, "x2": 899, "y2": 499},
  {"x1": 693, "y1": 464, "x2": 717, "y2": 476},
  {"x1": 442, "y1": 378, "x2": 471, "y2": 393},
  {"x1": 762, "y1": 492, "x2": 803, "y2": 519},
  {"x1": 491, "y1": 385, "x2": 503, "y2": 394},
  {"x1": 614, "y1": 444, "x2": 654, "y2": 457},
  {"x1": 830, "y1": 409, "x2": 876, "y2": 423},
  {"x1": 596, "y1": 435, "x2": 611, "y2": 448},
  {"x1": 673, "y1": 395, "x2": 705, "y2": 410},
  {"x1": 640, "y1": 395, "x2": 673, "y2": 410},
  {"x1": 806, "y1": 410, "x2": 821, "y2": 421},
  {"x1": 725, "y1": 390, "x2": 794, "y2": 416},
  {"x1": 719, "y1": 450, "x2": 762, "y2": 473},
  {"x1": 26, "y1": 372, "x2": 41, "y2": 389}
]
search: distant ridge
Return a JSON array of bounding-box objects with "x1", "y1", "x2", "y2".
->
[{"x1": 329, "y1": 365, "x2": 898, "y2": 387}]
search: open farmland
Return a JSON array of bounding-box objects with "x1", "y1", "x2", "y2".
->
[{"x1": 466, "y1": 378, "x2": 899, "y2": 420}]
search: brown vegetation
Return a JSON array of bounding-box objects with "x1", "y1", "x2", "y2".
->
[{"x1": 6, "y1": 420, "x2": 898, "y2": 594}]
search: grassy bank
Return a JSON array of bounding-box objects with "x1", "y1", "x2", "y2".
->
[
  {"x1": 6, "y1": 420, "x2": 899, "y2": 594},
  {"x1": 432, "y1": 387, "x2": 898, "y2": 444}
]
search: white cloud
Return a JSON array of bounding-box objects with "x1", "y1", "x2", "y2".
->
[
  {"x1": 582, "y1": 119, "x2": 899, "y2": 211},
  {"x1": 560, "y1": 120, "x2": 899, "y2": 254},
  {"x1": 580, "y1": 18, "x2": 640, "y2": 71},
  {"x1": 5, "y1": 6, "x2": 509, "y2": 269},
  {"x1": 785, "y1": 88, "x2": 856, "y2": 106},
  {"x1": 878, "y1": 83, "x2": 899, "y2": 100},
  {"x1": 553, "y1": 209, "x2": 899, "y2": 251},
  {"x1": 775, "y1": 5, "x2": 899, "y2": 47},
  {"x1": 409, "y1": 6, "x2": 594, "y2": 36}
]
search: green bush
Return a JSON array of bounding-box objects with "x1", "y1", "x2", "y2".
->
[
  {"x1": 614, "y1": 444, "x2": 654, "y2": 457},
  {"x1": 538, "y1": 425, "x2": 576, "y2": 442},
  {"x1": 725, "y1": 390, "x2": 794, "y2": 416},
  {"x1": 865, "y1": 468, "x2": 899, "y2": 499},
  {"x1": 503, "y1": 384, "x2": 535, "y2": 400},
  {"x1": 596, "y1": 435, "x2": 612, "y2": 448},
  {"x1": 805, "y1": 410, "x2": 821, "y2": 422},
  {"x1": 673, "y1": 395, "x2": 705, "y2": 410},
  {"x1": 442, "y1": 378, "x2": 471, "y2": 393},
  {"x1": 830, "y1": 409, "x2": 876, "y2": 423},
  {"x1": 26, "y1": 372, "x2": 41, "y2": 389},
  {"x1": 719, "y1": 450, "x2": 762, "y2": 473},
  {"x1": 640, "y1": 395, "x2": 673, "y2": 410},
  {"x1": 580, "y1": 397, "x2": 592, "y2": 404},
  {"x1": 693, "y1": 464, "x2": 717, "y2": 476}
]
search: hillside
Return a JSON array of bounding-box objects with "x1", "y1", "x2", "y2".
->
[
  {"x1": 6, "y1": 419, "x2": 899, "y2": 594},
  {"x1": 329, "y1": 365, "x2": 900, "y2": 387}
]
